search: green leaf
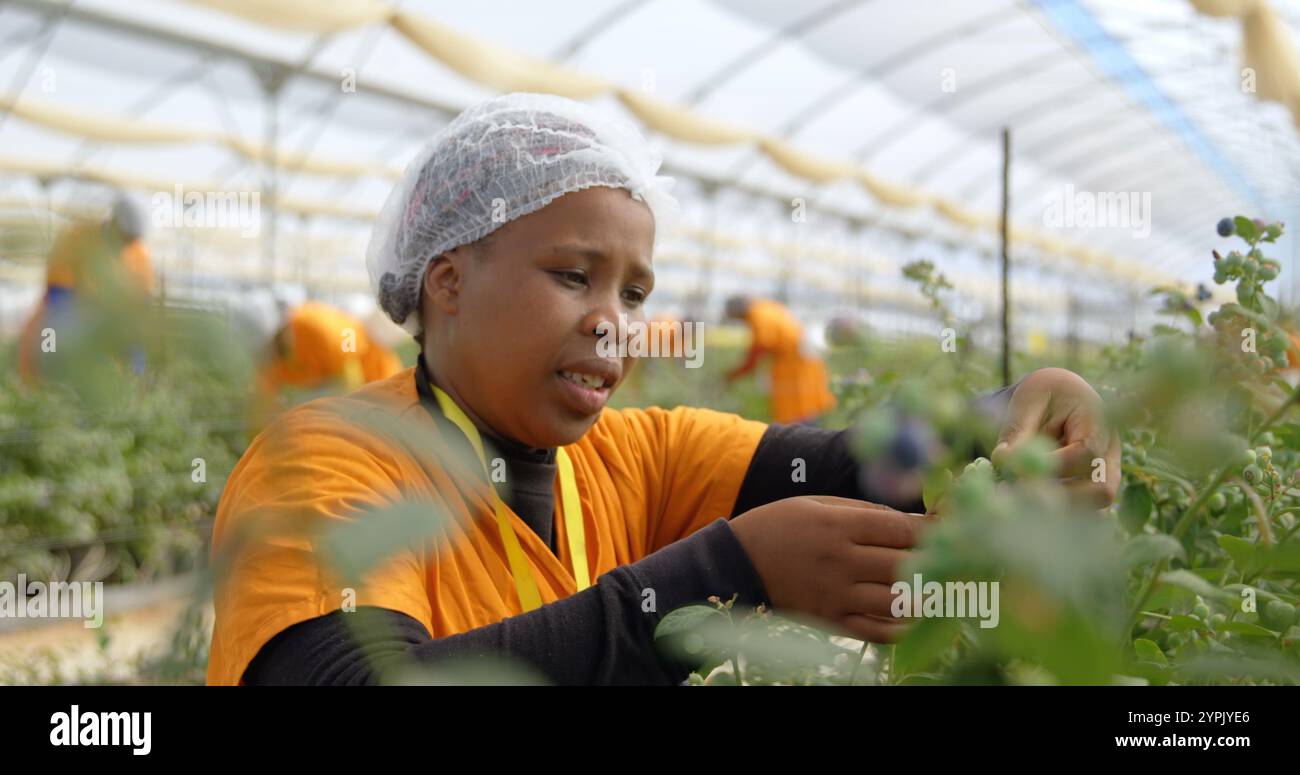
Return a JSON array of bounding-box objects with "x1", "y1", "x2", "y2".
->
[
  {"x1": 1268, "y1": 539, "x2": 1300, "y2": 573},
  {"x1": 1218, "y1": 620, "x2": 1277, "y2": 638},
  {"x1": 653, "y1": 605, "x2": 729, "y2": 677},
  {"x1": 1159, "y1": 570, "x2": 1233, "y2": 602},
  {"x1": 1217, "y1": 535, "x2": 1263, "y2": 576},
  {"x1": 1234, "y1": 216, "x2": 1258, "y2": 243},
  {"x1": 1169, "y1": 614, "x2": 1209, "y2": 632},
  {"x1": 922, "y1": 468, "x2": 953, "y2": 514},
  {"x1": 1127, "y1": 662, "x2": 1170, "y2": 686},
  {"x1": 653, "y1": 605, "x2": 723, "y2": 641},
  {"x1": 1118, "y1": 482, "x2": 1153, "y2": 534},
  {"x1": 1217, "y1": 499, "x2": 1248, "y2": 534},
  {"x1": 1133, "y1": 638, "x2": 1168, "y2": 666},
  {"x1": 892, "y1": 616, "x2": 962, "y2": 679},
  {"x1": 1221, "y1": 584, "x2": 1289, "y2": 608},
  {"x1": 1122, "y1": 533, "x2": 1186, "y2": 568},
  {"x1": 1260, "y1": 294, "x2": 1280, "y2": 321}
]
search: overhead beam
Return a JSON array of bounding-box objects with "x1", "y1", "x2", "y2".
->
[{"x1": 6, "y1": 0, "x2": 462, "y2": 120}]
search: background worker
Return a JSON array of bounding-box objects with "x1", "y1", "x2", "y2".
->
[
  {"x1": 250, "y1": 300, "x2": 404, "y2": 429},
  {"x1": 17, "y1": 195, "x2": 153, "y2": 383},
  {"x1": 723, "y1": 295, "x2": 836, "y2": 424}
]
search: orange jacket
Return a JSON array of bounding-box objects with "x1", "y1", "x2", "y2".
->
[
  {"x1": 731, "y1": 299, "x2": 836, "y2": 424},
  {"x1": 258, "y1": 303, "x2": 402, "y2": 392},
  {"x1": 18, "y1": 223, "x2": 154, "y2": 384},
  {"x1": 45, "y1": 221, "x2": 153, "y2": 294},
  {"x1": 251, "y1": 303, "x2": 404, "y2": 429},
  {"x1": 206, "y1": 368, "x2": 767, "y2": 684}
]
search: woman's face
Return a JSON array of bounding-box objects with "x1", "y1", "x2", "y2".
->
[{"x1": 422, "y1": 186, "x2": 656, "y2": 448}]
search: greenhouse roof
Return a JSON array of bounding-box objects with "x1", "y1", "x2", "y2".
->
[{"x1": 1, "y1": 0, "x2": 1297, "y2": 310}]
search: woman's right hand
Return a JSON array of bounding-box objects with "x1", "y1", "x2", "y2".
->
[{"x1": 728, "y1": 495, "x2": 932, "y2": 643}]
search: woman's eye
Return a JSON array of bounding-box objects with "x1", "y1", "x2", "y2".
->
[
  {"x1": 552, "y1": 270, "x2": 588, "y2": 287},
  {"x1": 622, "y1": 287, "x2": 648, "y2": 306}
]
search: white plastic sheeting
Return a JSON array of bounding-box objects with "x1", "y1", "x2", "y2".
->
[{"x1": 0, "y1": 0, "x2": 1296, "y2": 344}]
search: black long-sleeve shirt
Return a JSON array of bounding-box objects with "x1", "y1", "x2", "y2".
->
[{"x1": 241, "y1": 370, "x2": 1017, "y2": 686}]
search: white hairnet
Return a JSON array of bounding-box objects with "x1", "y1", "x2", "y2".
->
[
  {"x1": 109, "y1": 194, "x2": 145, "y2": 241},
  {"x1": 367, "y1": 92, "x2": 677, "y2": 335}
]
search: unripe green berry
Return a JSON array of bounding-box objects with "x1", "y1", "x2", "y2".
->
[{"x1": 1261, "y1": 600, "x2": 1297, "y2": 632}]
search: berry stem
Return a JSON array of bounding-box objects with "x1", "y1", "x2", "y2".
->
[
  {"x1": 1233, "y1": 477, "x2": 1275, "y2": 545},
  {"x1": 1124, "y1": 464, "x2": 1235, "y2": 638}
]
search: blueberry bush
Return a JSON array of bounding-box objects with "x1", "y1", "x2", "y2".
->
[
  {"x1": 0, "y1": 304, "x2": 254, "y2": 587},
  {"x1": 657, "y1": 216, "x2": 1300, "y2": 685}
]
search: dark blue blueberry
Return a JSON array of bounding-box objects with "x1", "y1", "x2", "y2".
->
[
  {"x1": 1216, "y1": 217, "x2": 1234, "y2": 237},
  {"x1": 889, "y1": 419, "x2": 931, "y2": 470}
]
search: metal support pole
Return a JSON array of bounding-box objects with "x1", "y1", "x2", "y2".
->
[
  {"x1": 252, "y1": 63, "x2": 287, "y2": 287},
  {"x1": 1000, "y1": 128, "x2": 1012, "y2": 387}
]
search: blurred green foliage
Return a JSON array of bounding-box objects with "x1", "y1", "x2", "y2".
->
[
  {"x1": 657, "y1": 217, "x2": 1300, "y2": 686},
  {"x1": 0, "y1": 301, "x2": 254, "y2": 586},
  {"x1": 11, "y1": 215, "x2": 1300, "y2": 687}
]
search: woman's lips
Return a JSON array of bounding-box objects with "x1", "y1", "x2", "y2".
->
[{"x1": 555, "y1": 370, "x2": 611, "y2": 415}]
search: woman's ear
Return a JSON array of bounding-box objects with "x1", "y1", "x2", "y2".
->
[{"x1": 422, "y1": 250, "x2": 465, "y2": 316}]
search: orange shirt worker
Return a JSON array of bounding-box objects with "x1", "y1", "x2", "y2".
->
[
  {"x1": 206, "y1": 94, "x2": 1121, "y2": 686},
  {"x1": 250, "y1": 301, "x2": 404, "y2": 431},
  {"x1": 257, "y1": 302, "x2": 402, "y2": 395},
  {"x1": 724, "y1": 295, "x2": 836, "y2": 424},
  {"x1": 17, "y1": 197, "x2": 153, "y2": 383}
]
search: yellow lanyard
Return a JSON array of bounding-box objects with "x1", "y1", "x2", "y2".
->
[{"x1": 428, "y1": 384, "x2": 590, "y2": 611}]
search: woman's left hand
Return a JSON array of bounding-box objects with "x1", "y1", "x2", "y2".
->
[{"x1": 991, "y1": 367, "x2": 1121, "y2": 507}]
